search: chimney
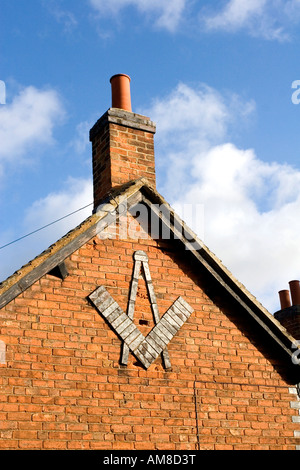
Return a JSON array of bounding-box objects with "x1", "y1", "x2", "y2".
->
[
  {"x1": 289, "y1": 280, "x2": 300, "y2": 306},
  {"x1": 278, "y1": 290, "x2": 292, "y2": 310},
  {"x1": 89, "y1": 74, "x2": 156, "y2": 210},
  {"x1": 275, "y1": 280, "x2": 300, "y2": 340}
]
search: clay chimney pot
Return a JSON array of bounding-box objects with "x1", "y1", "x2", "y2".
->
[
  {"x1": 289, "y1": 280, "x2": 300, "y2": 306},
  {"x1": 278, "y1": 290, "x2": 292, "y2": 310},
  {"x1": 110, "y1": 74, "x2": 132, "y2": 112}
]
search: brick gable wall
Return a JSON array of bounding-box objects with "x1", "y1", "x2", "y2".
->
[
  {"x1": 1, "y1": 76, "x2": 299, "y2": 451},
  {"x1": 0, "y1": 214, "x2": 299, "y2": 450}
]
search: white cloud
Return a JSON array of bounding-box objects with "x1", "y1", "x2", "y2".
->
[
  {"x1": 145, "y1": 82, "x2": 255, "y2": 194},
  {"x1": 70, "y1": 120, "x2": 92, "y2": 155},
  {"x1": 145, "y1": 83, "x2": 229, "y2": 146},
  {"x1": 0, "y1": 85, "x2": 65, "y2": 164},
  {"x1": 285, "y1": 0, "x2": 300, "y2": 19},
  {"x1": 87, "y1": 0, "x2": 300, "y2": 39},
  {"x1": 177, "y1": 144, "x2": 300, "y2": 311},
  {"x1": 23, "y1": 177, "x2": 93, "y2": 244},
  {"x1": 146, "y1": 82, "x2": 300, "y2": 313},
  {"x1": 204, "y1": 0, "x2": 267, "y2": 29},
  {"x1": 89, "y1": 0, "x2": 187, "y2": 31},
  {"x1": 202, "y1": 0, "x2": 294, "y2": 41},
  {"x1": 42, "y1": 0, "x2": 78, "y2": 33},
  {"x1": 52, "y1": 9, "x2": 78, "y2": 33}
]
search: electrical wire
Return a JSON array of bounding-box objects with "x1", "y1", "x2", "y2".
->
[{"x1": 0, "y1": 202, "x2": 93, "y2": 251}]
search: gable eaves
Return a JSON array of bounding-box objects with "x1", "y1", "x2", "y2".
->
[{"x1": 0, "y1": 178, "x2": 146, "y2": 309}]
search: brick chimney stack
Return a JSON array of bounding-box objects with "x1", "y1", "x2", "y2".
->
[
  {"x1": 275, "y1": 280, "x2": 300, "y2": 340},
  {"x1": 89, "y1": 74, "x2": 156, "y2": 210}
]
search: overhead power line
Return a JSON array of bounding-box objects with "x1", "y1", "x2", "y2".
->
[{"x1": 0, "y1": 202, "x2": 93, "y2": 251}]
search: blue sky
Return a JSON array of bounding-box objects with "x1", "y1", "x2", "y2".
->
[{"x1": 2, "y1": 0, "x2": 300, "y2": 313}]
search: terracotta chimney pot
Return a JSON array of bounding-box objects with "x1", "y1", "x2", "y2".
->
[
  {"x1": 278, "y1": 290, "x2": 292, "y2": 310},
  {"x1": 89, "y1": 74, "x2": 156, "y2": 209},
  {"x1": 289, "y1": 280, "x2": 300, "y2": 306},
  {"x1": 110, "y1": 74, "x2": 132, "y2": 112}
]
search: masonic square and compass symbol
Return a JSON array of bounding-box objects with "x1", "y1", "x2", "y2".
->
[{"x1": 88, "y1": 251, "x2": 194, "y2": 369}]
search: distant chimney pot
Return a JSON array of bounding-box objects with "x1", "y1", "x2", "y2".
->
[
  {"x1": 278, "y1": 290, "x2": 292, "y2": 310},
  {"x1": 275, "y1": 281, "x2": 300, "y2": 339},
  {"x1": 289, "y1": 280, "x2": 300, "y2": 306},
  {"x1": 110, "y1": 74, "x2": 132, "y2": 112}
]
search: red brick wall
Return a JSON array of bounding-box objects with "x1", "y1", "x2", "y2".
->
[{"x1": 0, "y1": 218, "x2": 299, "y2": 450}]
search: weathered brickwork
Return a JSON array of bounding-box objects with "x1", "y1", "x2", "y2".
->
[
  {"x1": 0, "y1": 215, "x2": 300, "y2": 450},
  {"x1": 90, "y1": 109, "x2": 156, "y2": 209}
]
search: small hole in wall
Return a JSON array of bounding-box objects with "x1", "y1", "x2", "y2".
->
[
  {"x1": 139, "y1": 319, "x2": 150, "y2": 326},
  {"x1": 297, "y1": 383, "x2": 300, "y2": 399}
]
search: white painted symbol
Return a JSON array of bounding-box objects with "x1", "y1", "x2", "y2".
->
[{"x1": 89, "y1": 251, "x2": 194, "y2": 369}]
